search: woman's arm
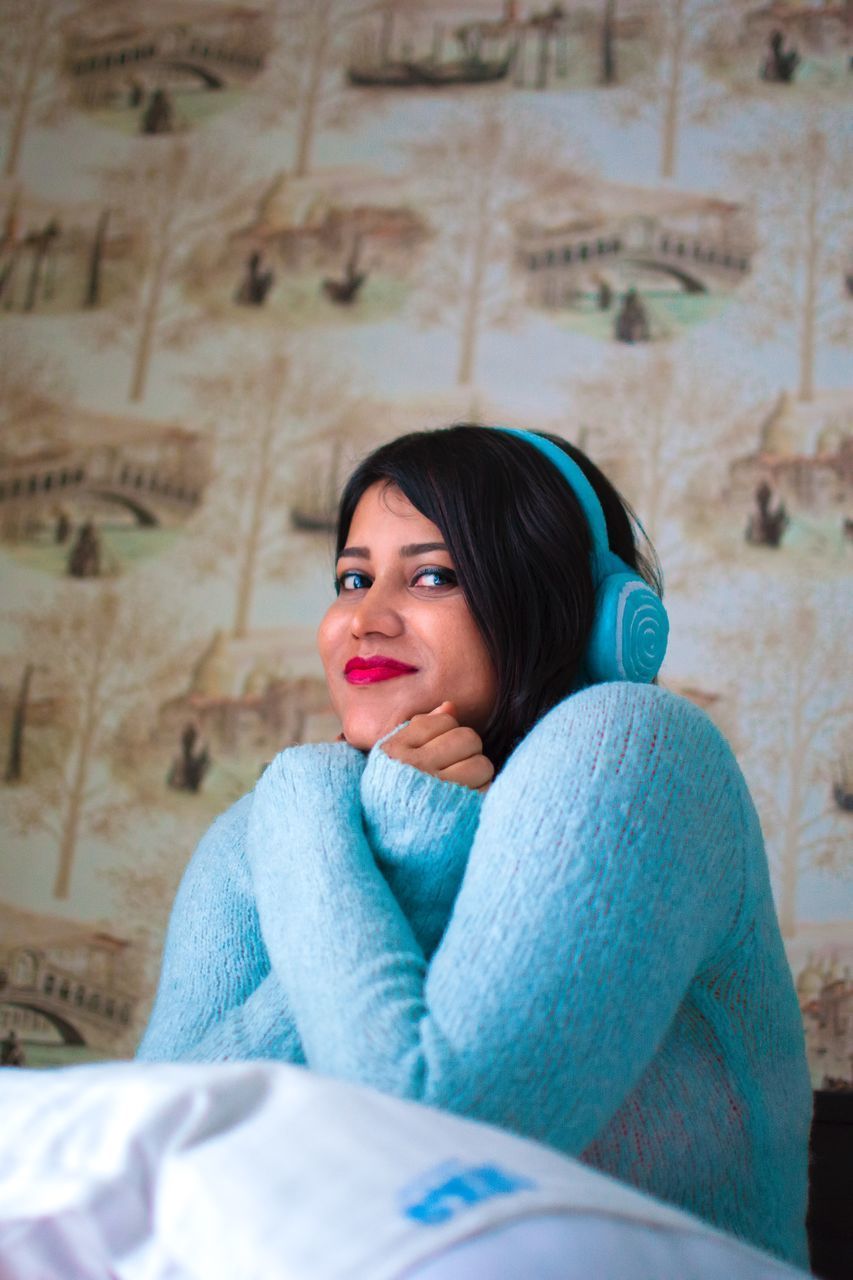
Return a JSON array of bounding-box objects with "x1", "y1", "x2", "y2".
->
[
  {"x1": 136, "y1": 794, "x2": 303, "y2": 1064},
  {"x1": 360, "y1": 737, "x2": 484, "y2": 957},
  {"x1": 139, "y1": 741, "x2": 481, "y2": 1061},
  {"x1": 247, "y1": 684, "x2": 747, "y2": 1149}
]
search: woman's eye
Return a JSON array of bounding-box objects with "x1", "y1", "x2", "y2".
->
[
  {"x1": 335, "y1": 570, "x2": 370, "y2": 593},
  {"x1": 333, "y1": 566, "x2": 457, "y2": 595},
  {"x1": 413, "y1": 567, "x2": 457, "y2": 589}
]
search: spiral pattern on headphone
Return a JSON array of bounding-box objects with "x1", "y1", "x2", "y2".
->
[{"x1": 616, "y1": 582, "x2": 669, "y2": 682}]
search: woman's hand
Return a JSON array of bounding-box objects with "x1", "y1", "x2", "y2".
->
[{"x1": 380, "y1": 701, "x2": 494, "y2": 793}]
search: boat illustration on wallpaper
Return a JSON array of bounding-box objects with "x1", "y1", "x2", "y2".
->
[
  {"x1": 348, "y1": 1, "x2": 650, "y2": 93},
  {"x1": 511, "y1": 177, "x2": 756, "y2": 342},
  {"x1": 347, "y1": 50, "x2": 514, "y2": 88},
  {"x1": 194, "y1": 168, "x2": 427, "y2": 326},
  {"x1": 321, "y1": 236, "x2": 367, "y2": 305},
  {"x1": 60, "y1": 0, "x2": 270, "y2": 133}
]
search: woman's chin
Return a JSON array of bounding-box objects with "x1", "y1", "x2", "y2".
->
[{"x1": 342, "y1": 707, "x2": 413, "y2": 752}]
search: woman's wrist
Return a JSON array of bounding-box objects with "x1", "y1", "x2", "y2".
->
[{"x1": 361, "y1": 740, "x2": 484, "y2": 864}]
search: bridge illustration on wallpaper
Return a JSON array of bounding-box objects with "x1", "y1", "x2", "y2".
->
[
  {"x1": 0, "y1": 903, "x2": 138, "y2": 1057},
  {"x1": 0, "y1": 404, "x2": 211, "y2": 577},
  {"x1": 512, "y1": 178, "x2": 756, "y2": 341},
  {"x1": 60, "y1": 1, "x2": 270, "y2": 131}
]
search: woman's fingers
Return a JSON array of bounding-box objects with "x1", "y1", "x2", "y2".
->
[
  {"x1": 384, "y1": 707, "x2": 459, "y2": 753},
  {"x1": 386, "y1": 723, "x2": 483, "y2": 772},
  {"x1": 437, "y1": 753, "x2": 495, "y2": 792},
  {"x1": 416, "y1": 725, "x2": 485, "y2": 773},
  {"x1": 381, "y1": 703, "x2": 494, "y2": 791},
  {"x1": 412, "y1": 703, "x2": 460, "y2": 742}
]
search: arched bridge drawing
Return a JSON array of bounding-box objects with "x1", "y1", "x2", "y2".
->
[
  {"x1": 1, "y1": 979, "x2": 134, "y2": 1048},
  {"x1": 63, "y1": 15, "x2": 270, "y2": 104},
  {"x1": 2, "y1": 999, "x2": 86, "y2": 1046},
  {"x1": 156, "y1": 59, "x2": 226, "y2": 90},
  {"x1": 520, "y1": 228, "x2": 752, "y2": 304},
  {"x1": 0, "y1": 907, "x2": 138, "y2": 1054},
  {"x1": 0, "y1": 421, "x2": 210, "y2": 528}
]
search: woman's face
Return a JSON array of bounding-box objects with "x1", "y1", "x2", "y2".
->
[{"x1": 317, "y1": 481, "x2": 498, "y2": 751}]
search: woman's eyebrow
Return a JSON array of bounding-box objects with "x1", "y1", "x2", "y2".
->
[{"x1": 338, "y1": 542, "x2": 449, "y2": 559}]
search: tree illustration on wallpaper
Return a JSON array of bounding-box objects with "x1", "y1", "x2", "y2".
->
[
  {"x1": 257, "y1": 0, "x2": 373, "y2": 177},
  {"x1": 188, "y1": 342, "x2": 367, "y2": 638},
  {"x1": 103, "y1": 847, "x2": 186, "y2": 1001},
  {"x1": 732, "y1": 111, "x2": 852, "y2": 404},
  {"x1": 5, "y1": 586, "x2": 183, "y2": 899},
  {"x1": 732, "y1": 601, "x2": 851, "y2": 940},
  {"x1": 96, "y1": 141, "x2": 250, "y2": 402},
  {"x1": 0, "y1": 331, "x2": 69, "y2": 438},
  {"x1": 0, "y1": 0, "x2": 70, "y2": 179},
  {"x1": 410, "y1": 105, "x2": 578, "y2": 387},
  {"x1": 615, "y1": 0, "x2": 752, "y2": 180},
  {"x1": 569, "y1": 347, "x2": 747, "y2": 581}
]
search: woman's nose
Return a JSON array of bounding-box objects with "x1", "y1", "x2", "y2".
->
[{"x1": 350, "y1": 581, "x2": 404, "y2": 638}]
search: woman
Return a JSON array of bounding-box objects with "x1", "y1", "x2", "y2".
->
[{"x1": 138, "y1": 425, "x2": 811, "y2": 1268}]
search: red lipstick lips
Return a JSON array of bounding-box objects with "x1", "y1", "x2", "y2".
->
[{"x1": 344, "y1": 656, "x2": 418, "y2": 685}]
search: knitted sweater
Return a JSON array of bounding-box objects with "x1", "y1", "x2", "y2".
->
[{"x1": 137, "y1": 682, "x2": 811, "y2": 1267}]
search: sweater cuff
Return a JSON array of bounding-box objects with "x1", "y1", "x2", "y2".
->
[{"x1": 361, "y1": 739, "x2": 484, "y2": 866}]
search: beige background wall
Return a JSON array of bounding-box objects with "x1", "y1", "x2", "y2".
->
[{"x1": 0, "y1": 0, "x2": 850, "y2": 1083}]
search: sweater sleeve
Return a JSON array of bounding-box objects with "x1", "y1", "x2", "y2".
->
[
  {"x1": 135, "y1": 794, "x2": 303, "y2": 1064},
  {"x1": 247, "y1": 685, "x2": 747, "y2": 1151},
  {"x1": 360, "y1": 736, "x2": 483, "y2": 956}
]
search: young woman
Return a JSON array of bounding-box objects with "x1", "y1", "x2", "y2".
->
[{"x1": 137, "y1": 425, "x2": 811, "y2": 1268}]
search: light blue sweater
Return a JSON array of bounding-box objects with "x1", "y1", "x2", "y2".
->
[{"x1": 137, "y1": 682, "x2": 812, "y2": 1267}]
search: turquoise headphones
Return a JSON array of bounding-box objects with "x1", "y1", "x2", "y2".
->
[{"x1": 496, "y1": 427, "x2": 669, "y2": 684}]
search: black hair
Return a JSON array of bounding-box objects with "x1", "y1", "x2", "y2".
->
[{"x1": 334, "y1": 424, "x2": 663, "y2": 773}]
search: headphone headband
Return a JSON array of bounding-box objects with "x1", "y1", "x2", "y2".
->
[
  {"x1": 496, "y1": 427, "x2": 611, "y2": 572},
  {"x1": 492, "y1": 426, "x2": 669, "y2": 684}
]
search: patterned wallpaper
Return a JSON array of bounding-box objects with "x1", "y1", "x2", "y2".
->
[{"x1": 0, "y1": 0, "x2": 850, "y2": 1084}]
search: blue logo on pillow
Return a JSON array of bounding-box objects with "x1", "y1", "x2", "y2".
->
[{"x1": 400, "y1": 1159, "x2": 537, "y2": 1226}]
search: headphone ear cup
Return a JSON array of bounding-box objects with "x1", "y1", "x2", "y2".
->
[{"x1": 586, "y1": 572, "x2": 669, "y2": 684}]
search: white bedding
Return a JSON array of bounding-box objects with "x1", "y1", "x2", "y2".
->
[{"x1": 0, "y1": 1060, "x2": 811, "y2": 1280}]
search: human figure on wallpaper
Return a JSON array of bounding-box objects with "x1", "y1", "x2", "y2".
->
[
  {"x1": 761, "y1": 30, "x2": 800, "y2": 83},
  {"x1": 322, "y1": 236, "x2": 366, "y2": 305},
  {"x1": 137, "y1": 425, "x2": 811, "y2": 1269},
  {"x1": 167, "y1": 723, "x2": 211, "y2": 794},
  {"x1": 1, "y1": 1030, "x2": 25, "y2": 1067},
  {"x1": 67, "y1": 521, "x2": 101, "y2": 578},
  {"x1": 746, "y1": 480, "x2": 789, "y2": 548},
  {"x1": 141, "y1": 89, "x2": 174, "y2": 136},
  {"x1": 54, "y1": 508, "x2": 72, "y2": 545},
  {"x1": 614, "y1": 287, "x2": 650, "y2": 342},
  {"x1": 596, "y1": 276, "x2": 612, "y2": 310},
  {"x1": 0, "y1": 252, "x2": 16, "y2": 306},
  {"x1": 235, "y1": 251, "x2": 275, "y2": 306}
]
